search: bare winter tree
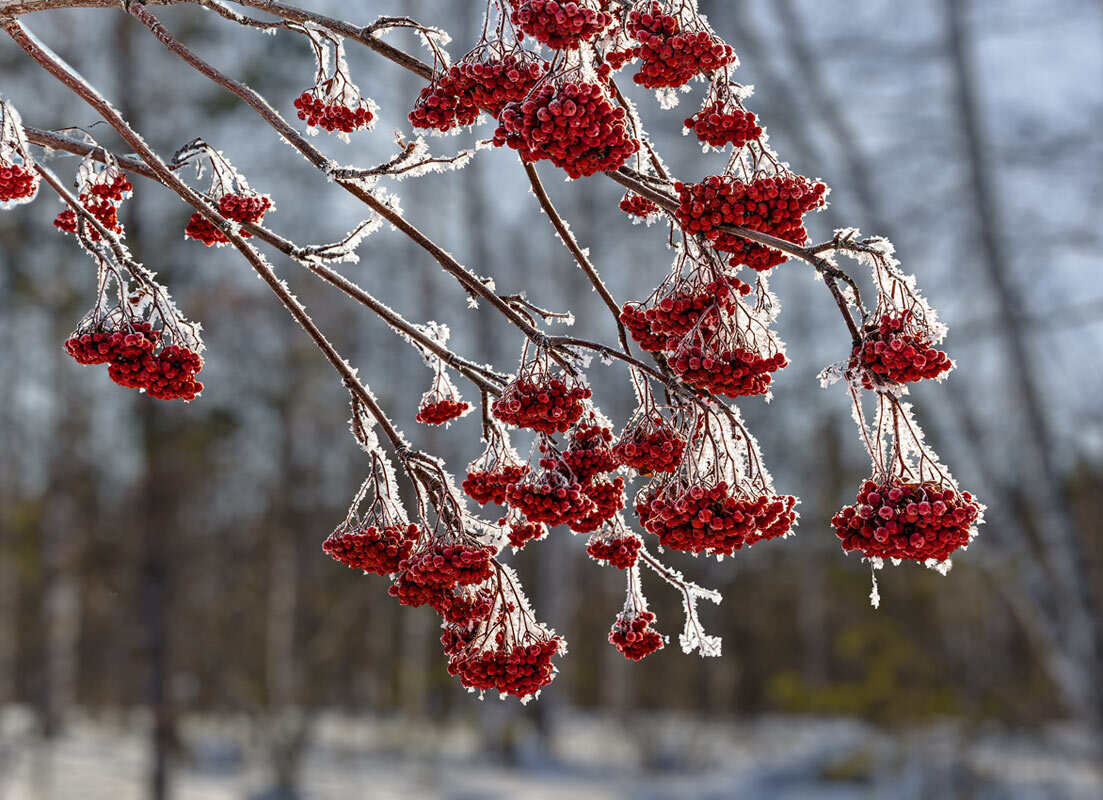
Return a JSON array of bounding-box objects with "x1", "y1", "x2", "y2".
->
[{"x1": 0, "y1": 0, "x2": 988, "y2": 712}]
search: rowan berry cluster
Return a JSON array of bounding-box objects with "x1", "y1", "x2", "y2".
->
[
  {"x1": 494, "y1": 81, "x2": 639, "y2": 179},
  {"x1": 54, "y1": 172, "x2": 132, "y2": 240},
  {"x1": 508, "y1": 0, "x2": 613, "y2": 50},
  {"x1": 446, "y1": 623, "x2": 563, "y2": 700},
  {"x1": 500, "y1": 514, "x2": 548, "y2": 549},
  {"x1": 609, "y1": 610, "x2": 665, "y2": 660},
  {"x1": 613, "y1": 416, "x2": 686, "y2": 474},
  {"x1": 684, "y1": 102, "x2": 761, "y2": 148},
  {"x1": 669, "y1": 338, "x2": 787, "y2": 398},
  {"x1": 185, "y1": 191, "x2": 272, "y2": 246},
  {"x1": 416, "y1": 397, "x2": 471, "y2": 425},
  {"x1": 463, "y1": 464, "x2": 530, "y2": 506},
  {"x1": 619, "y1": 191, "x2": 661, "y2": 220},
  {"x1": 674, "y1": 175, "x2": 827, "y2": 271},
  {"x1": 323, "y1": 522, "x2": 419, "y2": 574},
  {"x1": 850, "y1": 312, "x2": 953, "y2": 388},
  {"x1": 561, "y1": 423, "x2": 618, "y2": 481},
  {"x1": 586, "y1": 531, "x2": 642, "y2": 569},
  {"x1": 65, "y1": 321, "x2": 204, "y2": 401},
  {"x1": 294, "y1": 92, "x2": 375, "y2": 134},
  {"x1": 436, "y1": 586, "x2": 496, "y2": 628},
  {"x1": 0, "y1": 162, "x2": 37, "y2": 203},
  {"x1": 492, "y1": 375, "x2": 591, "y2": 434},
  {"x1": 567, "y1": 475, "x2": 625, "y2": 533},
  {"x1": 637, "y1": 481, "x2": 796, "y2": 556},
  {"x1": 503, "y1": 462, "x2": 595, "y2": 526},
  {"x1": 619, "y1": 278, "x2": 747, "y2": 353},
  {"x1": 832, "y1": 479, "x2": 980, "y2": 563},
  {"x1": 608, "y1": 2, "x2": 736, "y2": 89}
]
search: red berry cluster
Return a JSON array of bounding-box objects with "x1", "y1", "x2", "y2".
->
[
  {"x1": 684, "y1": 102, "x2": 761, "y2": 148},
  {"x1": 850, "y1": 313, "x2": 952, "y2": 388},
  {"x1": 832, "y1": 480, "x2": 980, "y2": 563},
  {"x1": 613, "y1": 422, "x2": 685, "y2": 474},
  {"x1": 585, "y1": 531, "x2": 642, "y2": 569},
  {"x1": 619, "y1": 279, "x2": 747, "y2": 353},
  {"x1": 492, "y1": 377, "x2": 591, "y2": 434},
  {"x1": 504, "y1": 465, "x2": 595, "y2": 526},
  {"x1": 322, "y1": 522, "x2": 419, "y2": 575},
  {"x1": 619, "y1": 191, "x2": 661, "y2": 220},
  {"x1": 494, "y1": 82, "x2": 639, "y2": 179},
  {"x1": 609, "y1": 610, "x2": 664, "y2": 660},
  {"x1": 447, "y1": 628, "x2": 563, "y2": 700},
  {"x1": 568, "y1": 476, "x2": 626, "y2": 533},
  {"x1": 53, "y1": 172, "x2": 132, "y2": 240},
  {"x1": 436, "y1": 586, "x2": 495, "y2": 628},
  {"x1": 411, "y1": 54, "x2": 549, "y2": 133},
  {"x1": 65, "y1": 322, "x2": 204, "y2": 401},
  {"x1": 294, "y1": 92, "x2": 375, "y2": 134},
  {"x1": 185, "y1": 192, "x2": 273, "y2": 246},
  {"x1": 463, "y1": 464, "x2": 530, "y2": 506},
  {"x1": 416, "y1": 398, "x2": 471, "y2": 425},
  {"x1": 609, "y1": 3, "x2": 736, "y2": 89},
  {"x1": 637, "y1": 481, "x2": 797, "y2": 556},
  {"x1": 509, "y1": 0, "x2": 613, "y2": 50},
  {"x1": 674, "y1": 175, "x2": 827, "y2": 271},
  {"x1": 669, "y1": 339, "x2": 787, "y2": 398},
  {"x1": 0, "y1": 163, "x2": 37, "y2": 202},
  {"x1": 500, "y1": 515, "x2": 548, "y2": 549},
  {"x1": 561, "y1": 423, "x2": 618, "y2": 481},
  {"x1": 401, "y1": 542, "x2": 497, "y2": 590}
]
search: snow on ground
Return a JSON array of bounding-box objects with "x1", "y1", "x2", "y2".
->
[{"x1": 0, "y1": 707, "x2": 1099, "y2": 799}]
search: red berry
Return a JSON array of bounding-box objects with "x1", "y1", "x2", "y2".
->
[{"x1": 609, "y1": 610, "x2": 664, "y2": 660}]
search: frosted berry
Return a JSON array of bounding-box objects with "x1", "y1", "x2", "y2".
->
[
  {"x1": 585, "y1": 531, "x2": 642, "y2": 569},
  {"x1": 850, "y1": 312, "x2": 952, "y2": 388},
  {"x1": 0, "y1": 163, "x2": 37, "y2": 203},
  {"x1": 447, "y1": 629, "x2": 562, "y2": 700},
  {"x1": 294, "y1": 92, "x2": 375, "y2": 134},
  {"x1": 493, "y1": 81, "x2": 639, "y2": 179},
  {"x1": 143, "y1": 345, "x2": 204, "y2": 401},
  {"x1": 674, "y1": 175, "x2": 827, "y2": 271},
  {"x1": 185, "y1": 191, "x2": 272, "y2": 246},
  {"x1": 611, "y1": 3, "x2": 737, "y2": 89},
  {"x1": 410, "y1": 52, "x2": 547, "y2": 132},
  {"x1": 636, "y1": 481, "x2": 797, "y2": 556},
  {"x1": 401, "y1": 542, "x2": 497, "y2": 589},
  {"x1": 613, "y1": 417, "x2": 686, "y2": 474},
  {"x1": 323, "y1": 522, "x2": 419, "y2": 574},
  {"x1": 619, "y1": 279, "x2": 746, "y2": 354},
  {"x1": 609, "y1": 610, "x2": 664, "y2": 661},
  {"x1": 684, "y1": 102, "x2": 761, "y2": 148},
  {"x1": 504, "y1": 466, "x2": 595, "y2": 527},
  {"x1": 619, "y1": 191, "x2": 661, "y2": 220},
  {"x1": 561, "y1": 423, "x2": 618, "y2": 482},
  {"x1": 668, "y1": 338, "x2": 787, "y2": 398},
  {"x1": 508, "y1": 0, "x2": 614, "y2": 50},
  {"x1": 567, "y1": 476, "x2": 626, "y2": 533},
  {"x1": 463, "y1": 465, "x2": 530, "y2": 506},
  {"x1": 492, "y1": 377, "x2": 591, "y2": 434},
  {"x1": 499, "y1": 515, "x2": 548, "y2": 550},
  {"x1": 832, "y1": 479, "x2": 980, "y2": 563},
  {"x1": 416, "y1": 398, "x2": 471, "y2": 425}
]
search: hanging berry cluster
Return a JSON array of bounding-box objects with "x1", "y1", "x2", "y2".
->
[
  {"x1": 0, "y1": 101, "x2": 38, "y2": 204},
  {"x1": 293, "y1": 23, "x2": 376, "y2": 138},
  {"x1": 508, "y1": 0, "x2": 614, "y2": 50}
]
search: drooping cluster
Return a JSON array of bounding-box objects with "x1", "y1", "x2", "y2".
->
[
  {"x1": 417, "y1": 397, "x2": 471, "y2": 425},
  {"x1": 54, "y1": 170, "x2": 133, "y2": 240},
  {"x1": 508, "y1": 0, "x2": 614, "y2": 50},
  {"x1": 849, "y1": 312, "x2": 953, "y2": 388},
  {"x1": 619, "y1": 191, "x2": 661, "y2": 220},
  {"x1": 0, "y1": 163, "x2": 38, "y2": 203},
  {"x1": 832, "y1": 479, "x2": 980, "y2": 563},
  {"x1": 323, "y1": 522, "x2": 420, "y2": 574},
  {"x1": 464, "y1": 463, "x2": 530, "y2": 506},
  {"x1": 446, "y1": 615, "x2": 564, "y2": 700},
  {"x1": 674, "y1": 175, "x2": 827, "y2": 271},
  {"x1": 64, "y1": 320, "x2": 204, "y2": 401},
  {"x1": 185, "y1": 191, "x2": 273, "y2": 246},
  {"x1": 568, "y1": 476, "x2": 626, "y2": 533},
  {"x1": 637, "y1": 481, "x2": 797, "y2": 556},
  {"x1": 684, "y1": 102, "x2": 761, "y2": 148},
  {"x1": 586, "y1": 530, "x2": 642, "y2": 569},
  {"x1": 613, "y1": 415, "x2": 686, "y2": 474},
  {"x1": 561, "y1": 422, "x2": 619, "y2": 481},
  {"x1": 294, "y1": 91, "x2": 375, "y2": 134},
  {"x1": 494, "y1": 81, "x2": 640, "y2": 179},
  {"x1": 609, "y1": 610, "x2": 665, "y2": 660},
  {"x1": 500, "y1": 513, "x2": 549, "y2": 550},
  {"x1": 619, "y1": 278, "x2": 747, "y2": 354},
  {"x1": 400, "y1": 541, "x2": 497, "y2": 590},
  {"x1": 410, "y1": 51, "x2": 548, "y2": 132},
  {"x1": 492, "y1": 375, "x2": 591, "y2": 434},
  {"x1": 669, "y1": 335, "x2": 787, "y2": 398},
  {"x1": 608, "y1": 3, "x2": 737, "y2": 89},
  {"x1": 503, "y1": 460, "x2": 596, "y2": 526}
]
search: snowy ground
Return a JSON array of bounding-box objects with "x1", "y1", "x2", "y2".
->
[{"x1": 0, "y1": 707, "x2": 1099, "y2": 799}]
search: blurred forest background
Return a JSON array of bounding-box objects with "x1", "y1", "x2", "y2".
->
[{"x1": 0, "y1": 0, "x2": 1101, "y2": 797}]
